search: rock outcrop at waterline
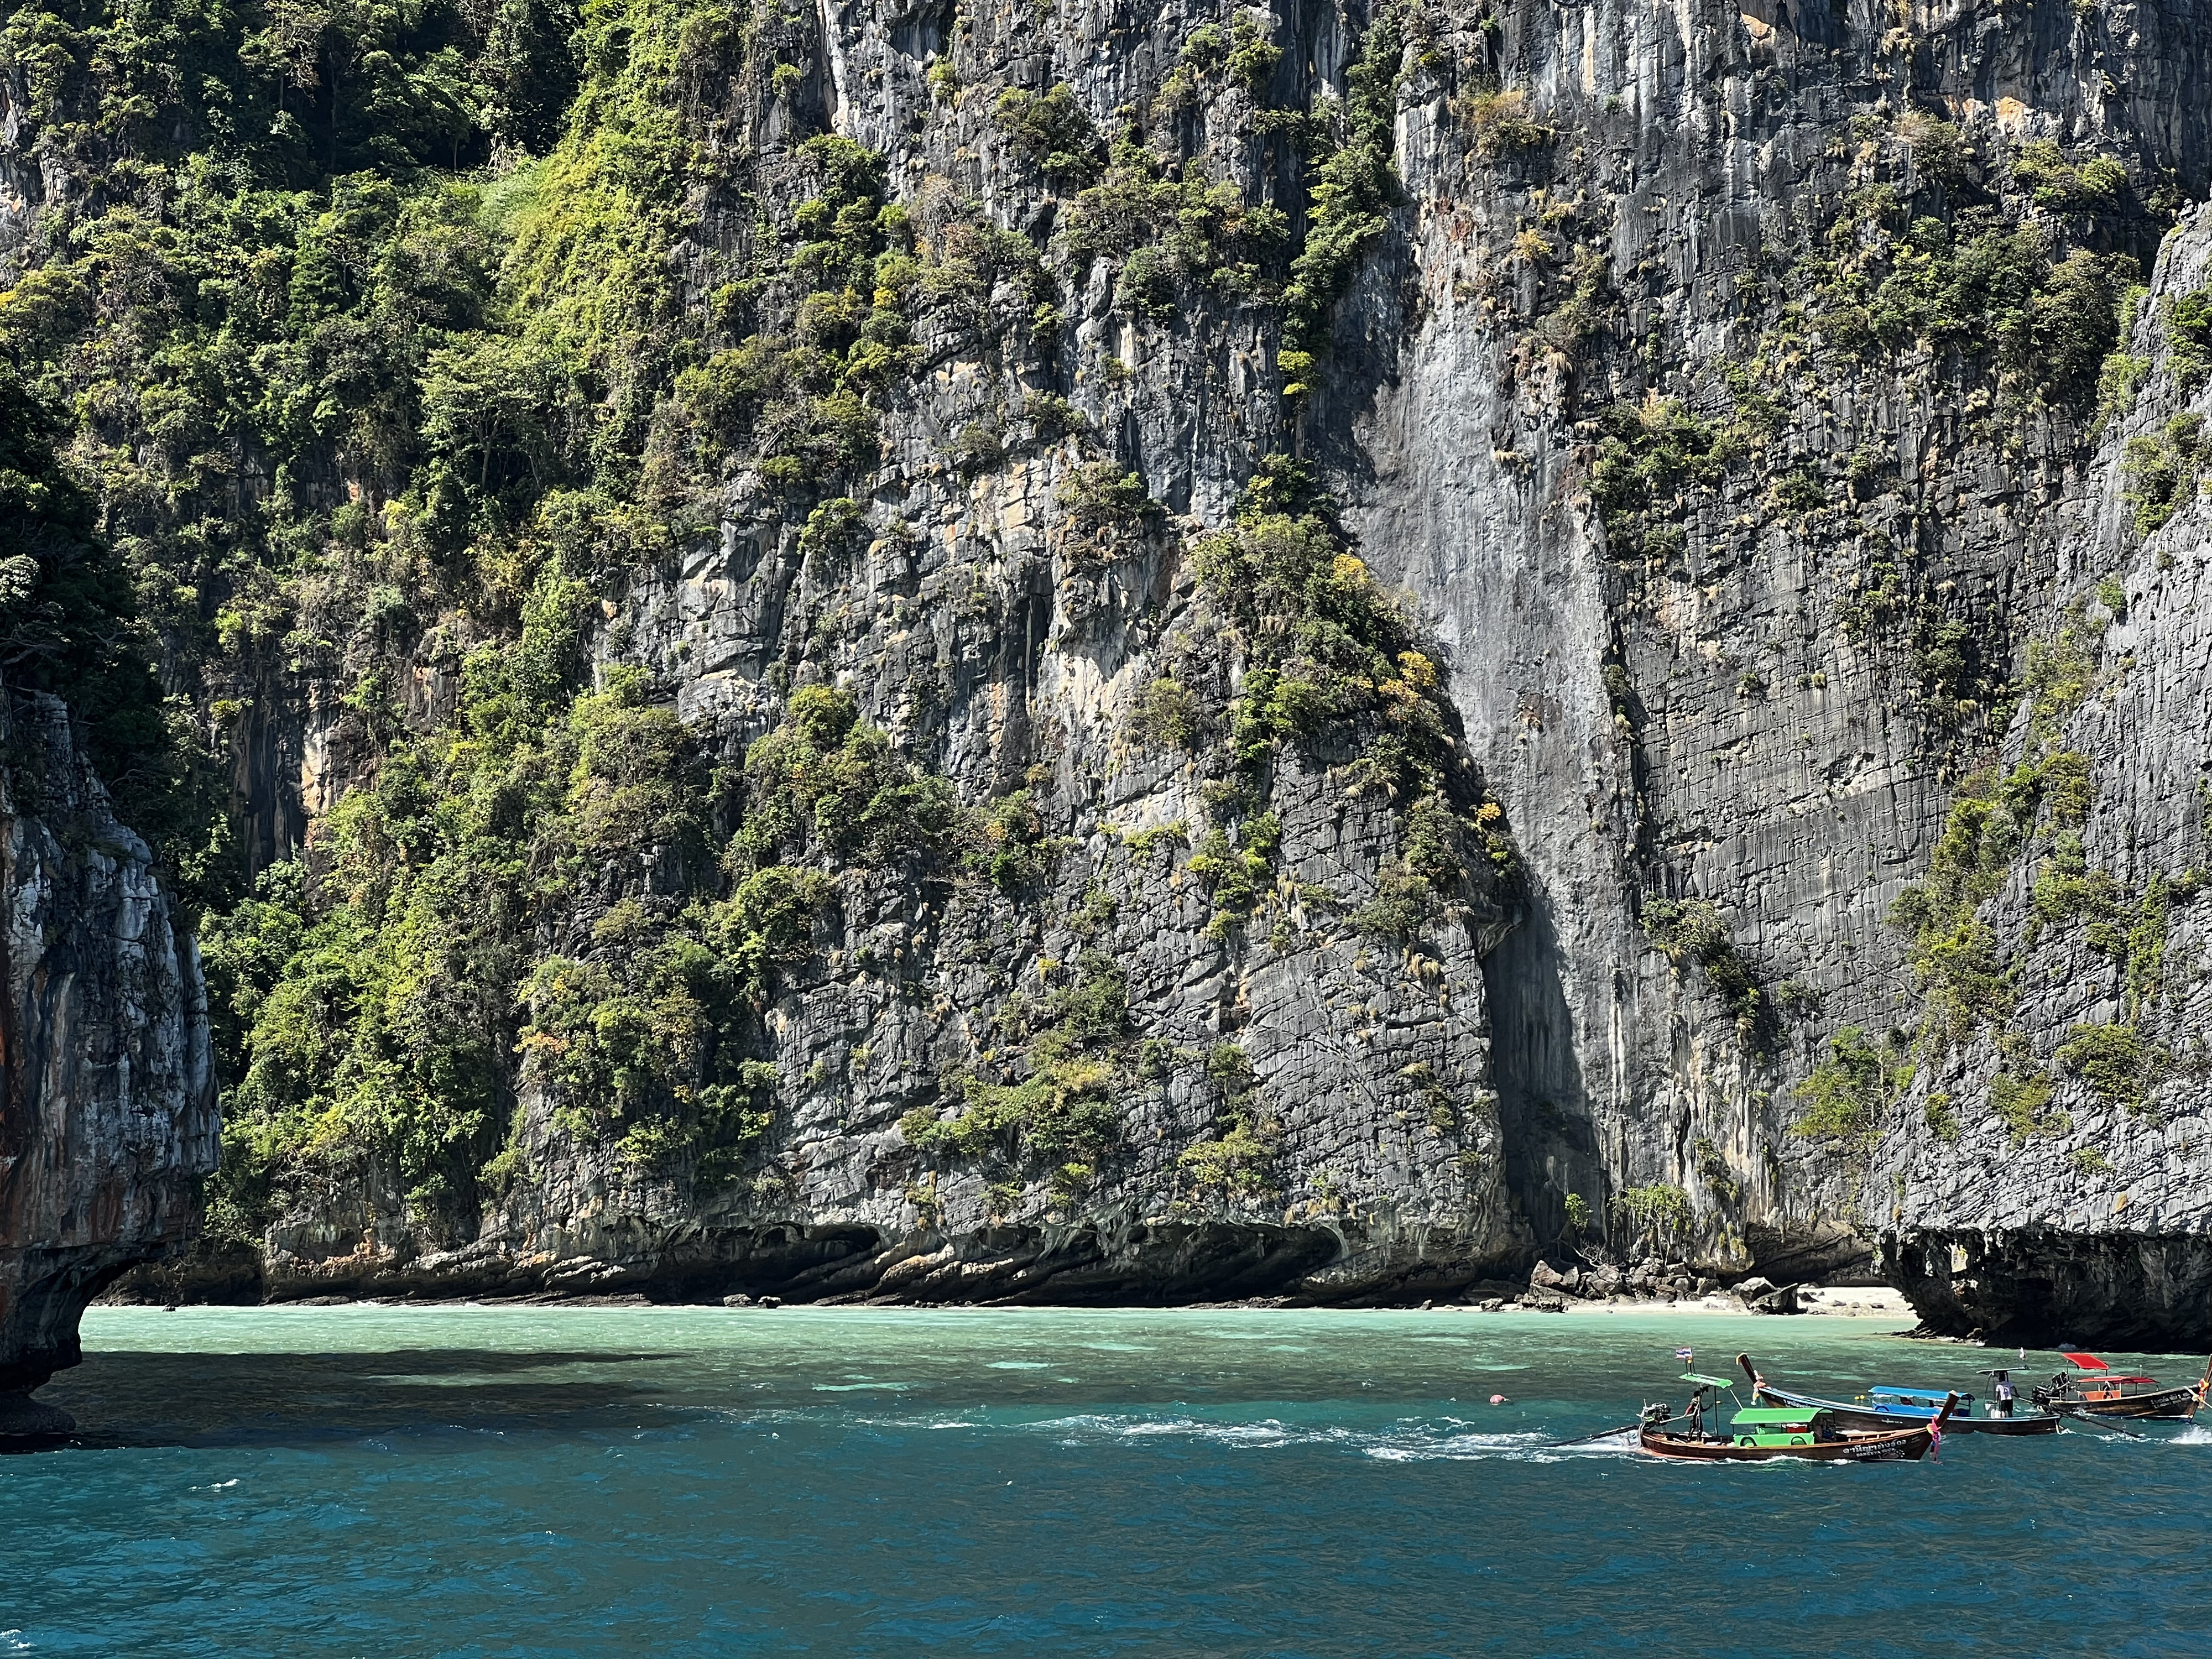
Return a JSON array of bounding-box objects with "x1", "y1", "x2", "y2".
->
[
  {"x1": 0, "y1": 696, "x2": 215, "y2": 1431},
  {"x1": 158, "y1": 1213, "x2": 1497, "y2": 1307}
]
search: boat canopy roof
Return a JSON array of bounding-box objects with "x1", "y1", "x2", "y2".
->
[
  {"x1": 2060, "y1": 1352, "x2": 2109, "y2": 1370},
  {"x1": 1729, "y1": 1407, "x2": 1823, "y2": 1425},
  {"x1": 1680, "y1": 1372, "x2": 1739, "y2": 1389}
]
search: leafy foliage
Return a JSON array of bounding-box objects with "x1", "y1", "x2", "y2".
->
[
  {"x1": 1613, "y1": 1182, "x2": 1693, "y2": 1243},
  {"x1": 1642, "y1": 896, "x2": 1766, "y2": 1045},
  {"x1": 737, "y1": 685, "x2": 958, "y2": 870},
  {"x1": 2121, "y1": 414, "x2": 2205, "y2": 538},
  {"x1": 2055, "y1": 1022, "x2": 2163, "y2": 1112},
  {"x1": 900, "y1": 951, "x2": 1131, "y2": 1180},
  {"x1": 1792, "y1": 1028, "x2": 1887, "y2": 1140},
  {"x1": 1184, "y1": 456, "x2": 1514, "y2": 937},
  {"x1": 993, "y1": 83, "x2": 1100, "y2": 181},
  {"x1": 1279, "y1": 1, "x2": 1408, "y2": 377},
  {"x1": 2169, "y1": 288, "x2": 2212, "y2": 393},
  {"x1": 1058, "y1": 127, "x2": 1288, "y2": 310},
  {"x1": 0, "y1": 362, "x2": 222, "y2": 905},
  {"x1": 0, "y1": 0, "x2": 978, "y2": 1227},
  {"x1": 1807, "y1": 200, "x2": 2129, "y2": 407},
  {"x1": 1459, "y1": 89, "x2": 1553, "y2": 160},
  {"x1": 1887, "y1": 763, "x2": 2054, "y2": 1048},
  {"x1": 1177, "y1": 1040, "x2": 1280, "y2": 1202},
  {"x1": 1989, "y1": 1071, "x2": 2068, "y2": 1145},
  {"x1": 1588, "y1": 400, "x2": 1740, "y2": 560}
]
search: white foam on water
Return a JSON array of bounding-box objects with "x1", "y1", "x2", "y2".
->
[
  {"x1": 1361, "y1": 1425, "x2": 1558, "y2": 1462},
  {"x1": 1027, "y1": 1412, "x2": 1308, "y2": 1448},
  {"x1": 985, "y1": 1361, "x2": 1052, "y2": 1370},
  {"x1": 1013, "y1": 1411, "x2": 1562, "y2": 1461},
  {"x1": 2169, "y1": 1424, "x2": 2212, "y2": 1444},
  {"x1": 703, "y1": 1400, "x2": 1603, "y2": 1463}
]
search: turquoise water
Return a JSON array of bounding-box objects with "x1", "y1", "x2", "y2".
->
[{"x1": 8, "y1": 1305, "x2": 2212, "y2": 1655}]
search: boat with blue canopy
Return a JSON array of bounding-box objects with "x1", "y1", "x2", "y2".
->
[{"x1": 1736, "y1": 1353, "x2": 2059, "y2": 1436}]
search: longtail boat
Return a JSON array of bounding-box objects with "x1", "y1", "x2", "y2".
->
[
  {"x1": 1736, "y1": 1353, "x2": 2060, "y2": 1437},
  {"x1": 2031, "y1": 1351, "x2": 2211, "y2": 1421},
  {"x1": 1636, "y1": 1371, "x2": 1955, "y2": 1462}
]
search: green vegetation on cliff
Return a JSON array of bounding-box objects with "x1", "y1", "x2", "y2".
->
[
  {"x1": 1, "y1": 0, "x2": 1513, "y2": 1245},
  {"x1": 0, "y1": 0, "x2": 867, "y2": 1230}
]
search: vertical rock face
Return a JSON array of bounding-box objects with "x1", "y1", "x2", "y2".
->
[
  {"x1": 0, "y1": 695, "x2": 215, "y2": 1420},
  {"x1": 1873, "y1": 211, "x2": 2212, "y2": 1346},
  {"x1": 1313, "y1": 0, "x2": 2212, "y2": 1318},
  {"x1": 8, "y1": 0, "x2": 2212, "y2": 1322}
]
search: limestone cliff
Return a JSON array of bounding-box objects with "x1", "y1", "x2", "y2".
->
[
  {"x1": 0, "y1": 695, "x2": 215, "y2": 1429},
  {"x1": 1875, "y1": 208, "x2": 2212, "y2": 1346},
  {"x1": 6, "y1": 0, "x2": 2210, "y2": 1327}
]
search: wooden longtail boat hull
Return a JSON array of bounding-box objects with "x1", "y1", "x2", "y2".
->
[
  {"x1": 1908, "y1": 1410, "x2": 2056, "y2": 1436},
  {"x1": 1639, "y1": 1423, "x2": 1934, "y2": 1462},
  {"x1": 1757, "y1": 1387, "x2": 2060, "y2": 1436},
  {"x1": 2051, "y1": 1387, "x2": 2199, "y2": 1421}
]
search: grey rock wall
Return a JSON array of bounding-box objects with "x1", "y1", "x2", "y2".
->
[
  {"x1": 106, "y1": 0, "x2": 2212, "y2": 1323},
  {"x1": 0, "y1": 695, "x2": 215, "y2": 1430},
  {"x1": 1876, "y1": 208, "x2": 2212, "y2": 1345},
  {"x1": 1331, "y1": 0, "x2": 2212, "y2": 1317}
]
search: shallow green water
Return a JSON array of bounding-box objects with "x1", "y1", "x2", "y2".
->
[{"x1": 7, "y1": 1304, "x2": 2210, "y2": 1655}]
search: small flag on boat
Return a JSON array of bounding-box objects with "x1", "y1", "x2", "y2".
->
[{"x1": 1675, "y1": 1347, "x2": 1695, "y2": 1363}]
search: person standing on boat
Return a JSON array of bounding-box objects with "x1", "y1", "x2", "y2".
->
[{"x1": 1991, "y1": 1370, "x2": 2015, "y2": 1418}]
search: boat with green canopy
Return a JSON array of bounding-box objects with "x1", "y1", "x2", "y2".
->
[{"x1": 1637, "y1": 1372, "x2": 1956, "y2": 1463}]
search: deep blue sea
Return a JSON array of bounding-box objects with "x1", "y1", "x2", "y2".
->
[{"x1": 7, "y1": 1304, "x2": 2211, "y2": 1656}]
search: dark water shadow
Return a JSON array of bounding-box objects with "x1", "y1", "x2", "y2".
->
[{"x1": 20, "y1": 1347, "x2": 700, "y2": 1454}]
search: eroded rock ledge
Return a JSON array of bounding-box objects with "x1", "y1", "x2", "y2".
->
[
  {"x1": 1882, "y1": 1229, "x2": 2212, "y2": 1349},
  {"x1": 128, "y1": 1212, "x2": 1528, "y2": 1308}
]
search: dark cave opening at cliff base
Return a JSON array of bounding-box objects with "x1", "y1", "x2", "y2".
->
[{"x1": 1888, "y1": 1229, "x2": 2212, "y2": 1350}]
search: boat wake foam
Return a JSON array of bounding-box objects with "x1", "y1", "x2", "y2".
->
[
  {"x1": 703, "y1": 1404, "x2": 1639, "y2": 1460},
  {"x1": 1020, "y1": 1412, "x2": 1562, "y2": 1460}
]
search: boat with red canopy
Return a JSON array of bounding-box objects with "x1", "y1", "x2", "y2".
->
[{"x1": 2031, "y1": 1352, "x2": 2211, "y2": 1421}]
